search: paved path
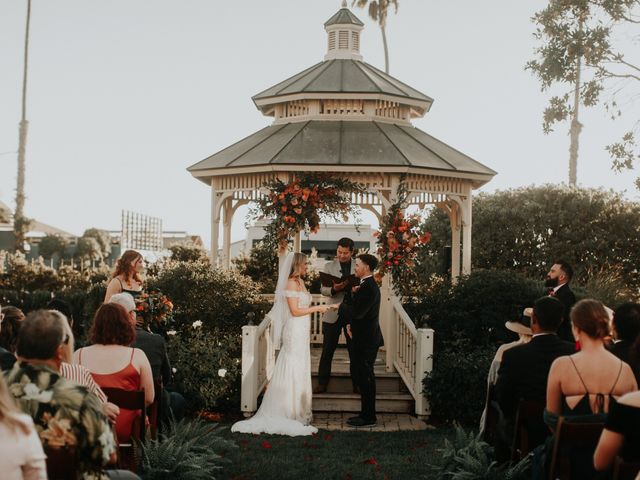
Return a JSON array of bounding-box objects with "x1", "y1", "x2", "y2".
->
[{"x1": 313, "y1": 413, "x2": 429, "y2": 432}]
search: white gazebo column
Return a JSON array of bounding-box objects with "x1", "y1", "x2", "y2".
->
[
  {"x1": 380, "y1": 174, "x2": 400, "y2": 372},
  {"x1": 293, "y1": 231, "x2": 302, "y2": 253},
  {"x1": 222, "y1": 197, "x2": 233, "y2": 269},
  {"x1": 210, "y1": 181, "x2": 221, "y2": 267},
  {"x1": 449, "y1": 202, "x2": 461, "y2": 281},
  {"x1": 461, "y1": 190, "x2": 472, "y2": 275}
]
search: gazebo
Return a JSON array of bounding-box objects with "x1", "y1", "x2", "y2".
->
[{"x1": 188, "y1": 3, "x2": 495, "y2": 417}]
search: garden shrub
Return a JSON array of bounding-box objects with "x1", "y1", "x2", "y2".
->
[
  {"x1": 166, "y1": 326, "x2": 241, "y2": 412},
  {"x1": 423, "y1": 340, "x2": 494, "y2": 425},
  {"x1": 232, "y1": 241, "x2": 278, "y2": 293},
  {"x1": 147, "y1": 260, "x2": 265, "y2": 334},
  {"x1": 406, "y1": 269, "x2": 542, "y2": 348}
]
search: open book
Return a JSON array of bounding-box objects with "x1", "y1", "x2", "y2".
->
[{"x1": 319, "y1": 271, "x2": 359, "y2": 289}]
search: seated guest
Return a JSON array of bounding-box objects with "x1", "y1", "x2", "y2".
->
[
  {"x1": 0, "y1": 374, "x2": 47, "y2": 479},
  {"x1": 594, "y1": 390, "x2": 640, "y2": 471},
  {"x1": 50, "y1": 309, "x2": 120, "y2": 423},
  {"x1": 541, "y1": 299, "x2": 637, "y2": 479},
  {"x1": 74, "y1": 303, "x2": 154, "y2": 443},
  {"x1": 0, "y1": 305, "x2": 25, "y2": 371},
  {"x1": 546, "y1": 299, "x2": 637, "y2": 425},
  {"x1": 110, "y1": 293, "x2": 185, "y2": 422},
  {"x1": 495, "y1": 296, "x2": 575, "y2": 456},
  {"x1": 4, "y1": 310, "x2": 126, "y2": 479},
  {"x1": 480, "y1": 308, "x2": 532, "y2": 435},
  {"x1": 497, "y1": 297, "x2": 574, "y2": 418},
  {"x1": 609, "y1": 302, "x2": 640, "y2": 383}
]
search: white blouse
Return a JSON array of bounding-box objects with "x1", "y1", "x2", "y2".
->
[{"x1": 0, "y1": 413, "x2": 47, "y2": 480}]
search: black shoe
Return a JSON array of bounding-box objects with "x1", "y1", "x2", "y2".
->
[
  {"x1": 347, "y1": 417, "x2": 377, "y2": 427},
  {"x1": 348, "y1": 415, "x2": 362, "y2": 423},
  {"x1": 313, "y1": 384, "x2": 327, "y2": 394}
]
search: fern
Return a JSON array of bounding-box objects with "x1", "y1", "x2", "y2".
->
[
  {"x1": 139, "y1": 418, "x2": 237, "y2": 480},
  {"x1": 427, "y1": 425, "x2": 530, "y2": 480}
]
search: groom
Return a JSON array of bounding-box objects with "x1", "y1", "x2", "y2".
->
[{"x1": 341, "y1": 254, "x2": 383, "y2": 428}]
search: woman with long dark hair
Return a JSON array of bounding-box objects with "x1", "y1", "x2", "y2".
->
[{"x1": 104, "y1": 250, "x2": 144, "y2": 302}]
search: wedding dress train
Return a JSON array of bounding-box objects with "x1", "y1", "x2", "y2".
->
[{"x1": 231, "y1": 289, "x2": 317, "y2": 436}]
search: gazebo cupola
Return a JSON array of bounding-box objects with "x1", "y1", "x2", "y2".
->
[{"x1": 324, "y1": 0, "x2": 364, "y2": 61}]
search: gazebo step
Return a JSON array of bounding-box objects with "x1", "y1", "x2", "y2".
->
[
  {"x1": 311, "y1": 373, "x2": 408, "y2": 394},
  {"x1": 312, "y1": 392, "x2": 414, "y2": 413}
]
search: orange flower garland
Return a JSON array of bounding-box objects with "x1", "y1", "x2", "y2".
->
[
  {"x1": 376, "y1": 181, "x2": 431, "y2": 278},
  {"x1": 252, "y1": 174, "x2": 367, "y2": 248}
]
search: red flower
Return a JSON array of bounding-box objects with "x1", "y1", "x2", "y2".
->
[
  {"x1": 364, "y1": 457, "x2": 378, "y2": 465},
  {"x1": 261, "y1": 440, "x2": 272, "y2": 449}
]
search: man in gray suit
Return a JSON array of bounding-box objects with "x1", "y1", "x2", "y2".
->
[{"x1": 314, "y1": 237, "x2": 357, "y2": 394}]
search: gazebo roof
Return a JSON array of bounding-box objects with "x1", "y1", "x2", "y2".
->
[
  {"x1": 252, "y1": 59, "x2": 433, "y2": 112},
  {"x1": 188, "y1": 120, "x2": 496, "y2": 185},
  {"x1": 324, "y1": 7, "x2": 365, "y2": 27}
]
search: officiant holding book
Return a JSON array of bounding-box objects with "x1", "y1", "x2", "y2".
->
[{"x1": 314, "y1": 237, "x2": 357, "y2": 394}]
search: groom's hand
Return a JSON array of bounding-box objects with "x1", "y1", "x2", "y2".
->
[
  {"x1": 346, "y1": 325, "x2": 352, "y2": 338},
  {"x1": 332, "y1": 280, "x2": 347, "y2": 292}
]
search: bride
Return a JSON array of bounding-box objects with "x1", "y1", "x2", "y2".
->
[{"x1": 231, "y1": 252, "x2": 337, "y2": 436}]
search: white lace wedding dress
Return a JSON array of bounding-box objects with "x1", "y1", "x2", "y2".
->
[{"x1": 231, "y1": 289, "x2": 318, "y2": 436}]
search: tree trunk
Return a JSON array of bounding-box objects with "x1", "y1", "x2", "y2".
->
[
  {"x1": 14, "y1": 0, "x2": 32, "y2": 252},
  {"x1": 568, "y1": 23, "x2": 583, "y2": 187},
  {"x1": 380, "y1": 24, "x2": 390, "y2": 74}
]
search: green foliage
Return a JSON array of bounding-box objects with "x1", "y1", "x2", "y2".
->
[
  {"x1": 406, "y1": 270, "x2": 541, "y2": 348},
  {"x1": 0, "y1": 253, "x2": 60, "y2": 292},
  {"x1": 427, "y1": 425, "x2": 530, "y2": 480},
  {"x1": 423, "y1": 341, "x2": 495, "y2": 425},
  {"x1": 168, "y1": 244, "x2": 209, "y2": 263},
  {"x1": 420, "y1": 185, "x2": 640, "y2": 296},
  {"x1": 147, "y1": 260, "x2": 264, "y2": 333},
  {"x1": 409, "y1": 269, "x2": 541, "y2": 424},
  {"x1": 38, "y1": 234, "x2": 68, "y2": 259},
  {"x1": 527, "y1": 0, "x2": 640, "y2": 184},
  {"x1": 232, "y1": 241, "x2": 278, "y2": 293},
  {"x1": 166, "y1": 327, "x2": 241, "y2": 411},
  {"x1": 139, "y1": 418, "x2": 236, "y2": 480}
]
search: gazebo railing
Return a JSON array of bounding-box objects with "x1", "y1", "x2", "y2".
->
[{"x1": 390, "y1": 296, "x2": 434, "y2": 416}]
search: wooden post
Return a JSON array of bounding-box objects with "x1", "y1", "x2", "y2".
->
[
  {"x1": 415, "y1": 327, "x2": 434, "y2": 418},
  {"x1": 449, "y1": 203, "x2": 461, "y2": 282},
  {"x1": 462, "y1": 191, "x2": 472, "y2": 275},
  {"x1": 293, "y1": 231, "x2": 301, "y2": 253},
  {"x1": 383, "y1": 174, "x2": 400, "y2": 372},
  {"x1": 210, "y1": 180, "x2": 220, "y2": 267},
  {"x1": 222, "y1": 197, "x2": 233, "y2": 269},
  {"x1": 240, "y1": 324, "x2": 259, "y2": 416}
]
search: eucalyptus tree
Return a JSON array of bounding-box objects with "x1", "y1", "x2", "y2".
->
[
  {"x1": 352, "y1": 0, "x2": 399, "y2": 73},
  {"x1": 527, "y1": 0, "x2": 640, "y2": 186}
]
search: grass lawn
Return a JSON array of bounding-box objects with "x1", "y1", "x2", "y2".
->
[{"x1": 219, "y1": 425, "x2": 453, "y2": 480}]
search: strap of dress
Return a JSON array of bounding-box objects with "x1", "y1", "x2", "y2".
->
[
  {"x1": 609, "y1": 360, "x2": 624, "y2": 394},
  {"x1": 129, "y1": 348, "x2": 135, "y2": 364},
  {"x1": 569, "y1": 356, "x2": 589, "y2": 394},
  {"x1": 116, "y1": 277, "x2": 124, "y2": 290}
]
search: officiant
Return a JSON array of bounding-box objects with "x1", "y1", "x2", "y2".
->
[{"x1": 314, "y1": 237, "x2": 358, "y2": 394}]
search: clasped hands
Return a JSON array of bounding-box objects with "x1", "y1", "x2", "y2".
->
[{"x1": 317, "y1": 303, "x2": 339, "y2": 314}]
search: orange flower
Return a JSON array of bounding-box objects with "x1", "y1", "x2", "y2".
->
[
  {"x1": 291, "y1": 198, "x2": 299, "y2": 206},
  {"x1": 294, "y1": 207, "x2": 302, "y2": 214},
  {"x1": 281, "y1": 206, "x2": 288, "y2": 212}
]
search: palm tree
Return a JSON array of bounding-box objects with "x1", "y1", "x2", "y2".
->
[
  {"x1": 14, "y1": 0, "x2": 32, "y2": 252},
  {"x1": 352, "y1": 0, "x2": 399, "y2": 74}
]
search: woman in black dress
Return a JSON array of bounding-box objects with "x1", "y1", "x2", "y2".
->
[
  {"x1": 104, "y1": 250, "x2": 144, "y2": 302},
  {"x1": 594, "y1": 390, "x2": 640, "y2": 471}
]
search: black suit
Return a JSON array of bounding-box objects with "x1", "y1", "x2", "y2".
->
[
  {"x1": 496, "y1": 334, "x2": 574, "y2": 451},
  {"x1": 341, "y1": 276, "x2": 382, "y2": 421},
  {"x1": 0, "y1": 347, "x2": 16, "y2": 372},
  {"x1": 610, "y1": 340, "x2": 640, "y2": 385},
  {"x1": 553, "y1": 283, "x2": 576, "y2": 342},
  {"x1": 133, "y1": 328, "x2": 171, "y2": 384}
]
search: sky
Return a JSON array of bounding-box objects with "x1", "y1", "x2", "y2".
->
[{"x1": 0, "y1": 0, "x2": 638, "y2": 248}]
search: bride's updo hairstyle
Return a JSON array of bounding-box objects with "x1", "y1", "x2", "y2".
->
[
  {"x1": 289, "y1": 253, "x2": 308, "y2": 278},
  {"x1": 571, "y1": 299, "x2": 610, "y2": 339}
]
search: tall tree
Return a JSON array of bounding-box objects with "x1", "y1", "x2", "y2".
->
[
  {"x1": 527, "y1": 0, "x2": 640, "y2": 186},
  {"x1": 352, "y1": 0, "x2": 399, "y2": 74},
  {"x1": 14, "y1": 0, "x2": 33, "y2": 251}
]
